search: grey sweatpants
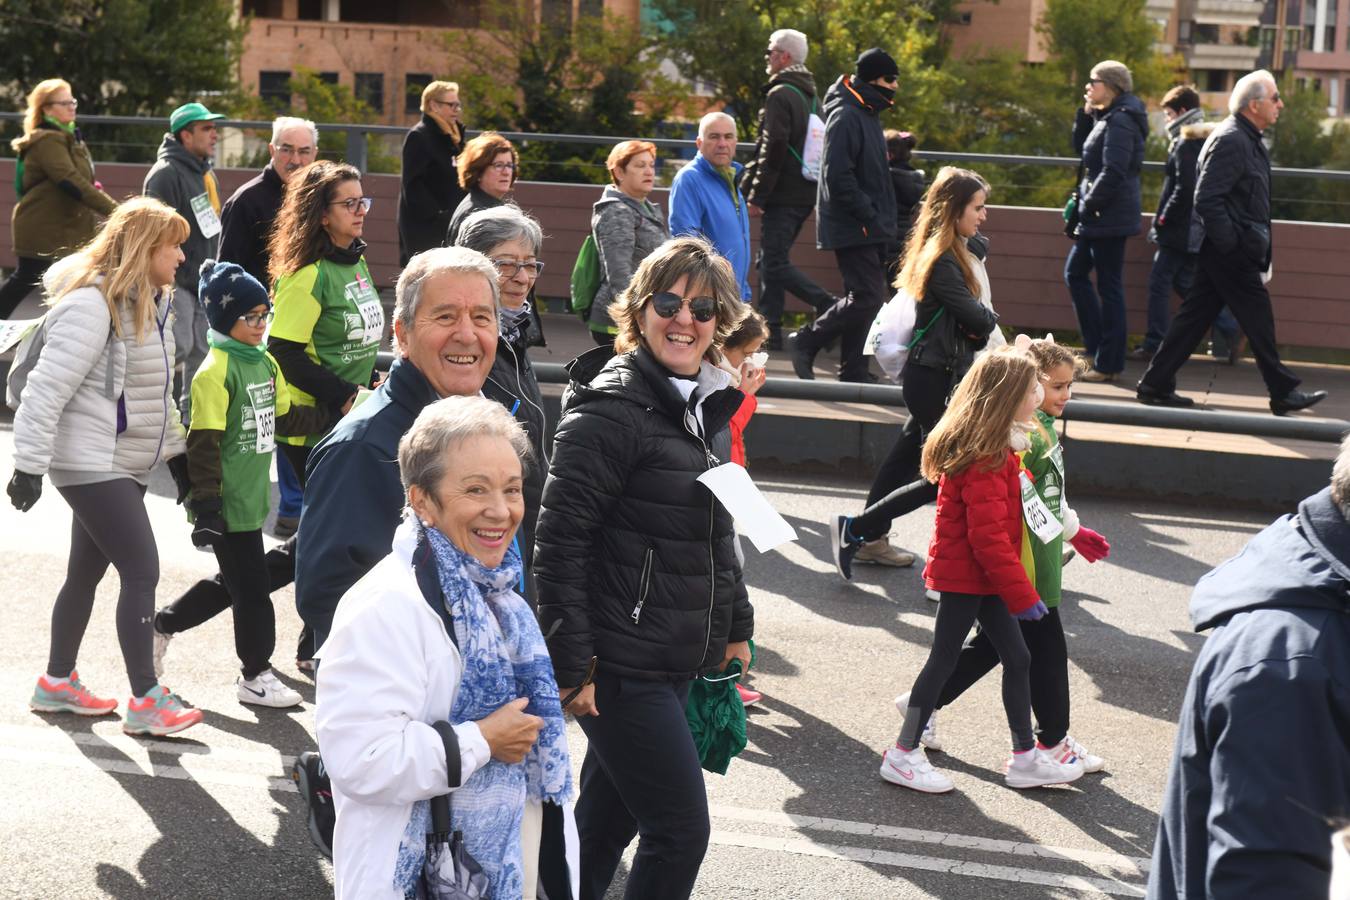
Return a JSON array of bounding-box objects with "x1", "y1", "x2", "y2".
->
[
  {"x1": 171, "y1": 285, "x2": 208, "y2": 425},
  {"x1": 50, "y1": 479, "x2": 159, "y2": 697}
]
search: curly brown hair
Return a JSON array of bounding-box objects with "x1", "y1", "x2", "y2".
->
[
  {"x1": 267, "y1": 160, "x2": 361, "y2": 285},
  {"x1": 458, "y1": 132, "x2": 518, "y2": 191}
]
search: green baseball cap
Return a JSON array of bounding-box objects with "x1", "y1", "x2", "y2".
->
[{"x1": 169, "y1": 101, "x2": 225, "y2": 134}]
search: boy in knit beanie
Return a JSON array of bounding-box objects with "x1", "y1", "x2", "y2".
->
[{"x1": 152, "y1": 260, "x2": 334, "y2": 707}]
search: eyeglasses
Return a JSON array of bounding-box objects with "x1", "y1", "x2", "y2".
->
[
  {"x1": 275, "y1": 143, "x2": 316, "y2": 157},
  {"x1": 239, "y1": 310, "x2": 274, "y2": 327},
  {"x1": 1087, "y1": 78, "x2": 1105, "y2": 85},
  {"x1": 492, "y1": 258, "x2": 545, "y2": 278},
  {"x1": 488, "y1": 161, "x2": 516, "y2": 173},
  {"x1": 329, "y1": 196, "x2": 373, "y2": 214},
  {"x1": 47, "y1": 99, "x2": 78, "y2": 109},
  {"x1": 1266, "y1": 93, "x2": 1282, "y2": 103},
  {"x1": 648, "y1": 291, "x2": 717, "y2": 323},
  {"x1": 435, "y1": 99, "x2": 463, "y2": 110}
]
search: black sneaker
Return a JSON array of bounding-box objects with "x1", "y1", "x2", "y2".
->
[
  {"x1": 292, "y1": 751, "x2": 334, "y2": 860},
  {"x1": 789, "y1": 329, "x2": 819, "y2": 380},
  {"x1": 1270, "y1": 389, "x2": 1328, "y2": 416},
  {"x1": 831, "y1": 515, "x2": 863, "y2": 581}
]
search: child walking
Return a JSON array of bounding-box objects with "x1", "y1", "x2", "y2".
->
[
  {"x1": 880, "y1": 346, "x2": 1084, "y2": 793},
  {"x1": 899, "y1": 336, "x2": 1112, "y2": 769},
  {"x1": 153, "y1": 261, "x2": 333, "y2": 707}
]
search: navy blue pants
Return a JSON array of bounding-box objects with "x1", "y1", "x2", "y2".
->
[{"x1": 1065, "y1": 236, "x2": 1127, "y2": 375}]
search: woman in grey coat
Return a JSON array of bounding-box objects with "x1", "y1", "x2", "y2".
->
[{"x1": 589, "y1": 140, "x2": 669, "y2": 347}]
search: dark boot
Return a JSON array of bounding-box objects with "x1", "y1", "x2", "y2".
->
[{"x1": 765, "y1": 325, "x2": 783, "y2": 352}]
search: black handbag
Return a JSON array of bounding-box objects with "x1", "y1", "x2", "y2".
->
[{"x1": 1062, "y1": 160, "x2": 1085, "y2": 238}]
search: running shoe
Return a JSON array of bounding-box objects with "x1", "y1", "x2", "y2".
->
[
  {"x1": 152, "y1": 622, "x2": 173, "y2": 679},
  {"x1": 122, "y1": 685, "x2": 203, "y2": 737},
  {"x1": 893, "y1": 691, "x2": 942, "y2": 751},
  {"x1": 293, "y1": 751, "x2": 335, "y2": 860},
  {"x1": 736, "y1": 683, "x2": 762, "y2": 707},
  {"x1": 29, "y1": 671, "x2": 118, "y2": 716},
  {"x1": 1044, "y1": 735, "x2": 1105, "y2": 773},
  {"x1": 855, "y1": 538, "x2": 917, "y2": 568},
  {"x1": 830, "y1": 515, "x2": 863, "y2": 581},
  {"x1": 880, "y1": 744, "x2": 954, "y2": 793},
  {"x1": 237, "y1": 669, "x2": 303, "y2": 708},
  {"x1": 1004, "y1": 746, "x2": 1083, "y2": 789}
]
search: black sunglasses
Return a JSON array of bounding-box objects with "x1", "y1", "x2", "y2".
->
[{"x1": 649, "y1": 291, "x2": 717, "y2": 323}]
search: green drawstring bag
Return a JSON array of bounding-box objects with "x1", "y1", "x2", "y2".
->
[{"x1": 685, "y1": 641, "x2": 756, "y2": 775}]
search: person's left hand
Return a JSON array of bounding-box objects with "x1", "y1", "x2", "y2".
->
[
  {"x1": 1068, "y1": 526, "x2": 1110, "y2": 562},
  {"x1": 739, "y1": 363, "x2": 767, "y2": 396},
  {"x1": 720, "y1": 640, "x2": 751, "y2": 673},
  {"x1": 166, "y1": 455, "x2": 191, "y2": 505}
]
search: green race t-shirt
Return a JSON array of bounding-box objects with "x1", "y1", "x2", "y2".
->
[{"x1": 1018, "y1": 409, "x2": 1067, "y2": 607}]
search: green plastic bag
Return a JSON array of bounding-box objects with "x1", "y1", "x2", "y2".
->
[
  {"x1": 569, "y1": 234, "x2": 602, "y2": 318},
  {"x1": 685, "y1": 660, "x2": 747, "y2": 775}
]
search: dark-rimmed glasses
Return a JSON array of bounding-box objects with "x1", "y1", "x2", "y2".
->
[
  {"x1": 239, "y1": 310, "x2": 274, "y2": 327},
  {"x1": 492, "y1": 258, "x2": 545, "y2": 279},
  {"x1": 649, "y1": 291, "x2": 717, "y2": 323},
  {"x1": 329, "y1": 196, "x2": 373, "y2": 214}
]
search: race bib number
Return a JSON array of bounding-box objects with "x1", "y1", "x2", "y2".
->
[
  {"x1": 189, "y1": 193, "x2": 222, "y2": 238},
  {"x1": 344, "y1": 274, "x2": 383, "y2": 347},
  {"x1": 1019, "y1": 470, "x2": 1062, "y2": 543},
  {"x1": 244, "y1": 381, "x2": 276, "y2": 454}
]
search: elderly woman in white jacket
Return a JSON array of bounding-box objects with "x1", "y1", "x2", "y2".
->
[
  {"x1": 316, "y1": 395, "x2": 575, "y2": 900},
  {"x1": 8, "y1": 196, "x2": 203, "y2": 737}
]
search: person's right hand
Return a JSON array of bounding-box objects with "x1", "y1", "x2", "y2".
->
[
  {"x1": 7, "y1": 470, "x2": 42, "y2": 512},
  {"x1": 189, "y1": 498, "x2": 226, "y2": 548},
  {"x1": 559, "y1": 683, "x2": 599, "y2": 718},
  {"x1": 1015, "y1": 600, "x2": 1048, "y2": 622},
  {"x1": 739, "y1": 363, "x2": 767, "y2": 396},
  {"x1": 477, "y1": 697, "x2": 544, "y2": 763}
]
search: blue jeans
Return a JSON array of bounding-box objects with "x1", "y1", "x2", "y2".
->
[
  {"x1": 1144, "y1": 247, "x2": 1239, "y2": 353},
  {"x1": 1065, "y1": 236, "x2": 1127, "y2": 374},
  {"x1": 275, "y1": 449, "x2": 303, "y2": 519}
]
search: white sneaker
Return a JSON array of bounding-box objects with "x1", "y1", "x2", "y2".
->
[
  {"x1": 924, "y1": 589, "x2": 941, "y2": 603},
  {"x1": 152, "y1": 623, "x2": 173, "y2": 679},
  {"x1": 1046, "y1": 735, "x2": 1105, "y2": 773},
  {"x1": 893, "y1": 691, "x2": 943, "y2": 751},
  {"x1": 237, "y1": 669, "x2": 303, "y2": 708},
  {"x1": 1005, "y1": 746, "x2": 1084, "y2": 789},
  {"x1": 880, "y1": 744, "x2": 954, "y2": 793}
]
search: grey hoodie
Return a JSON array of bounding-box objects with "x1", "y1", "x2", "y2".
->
[
  {"x1": 143, "y1": 134, "x2": 220, "y2": 292},
  {"x1": 590, "y1": 184, "x2": 669, "y2": 331}
]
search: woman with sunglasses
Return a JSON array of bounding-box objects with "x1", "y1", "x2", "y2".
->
[
  {"x1": 534, "y1": 236, "x2": 755, "y2": 900},
  {"x1": 445, "y1": 131, "x2": 519, "y2": 246},
  {"x1": 398, "y1": 80, "x2": 467, "y2": 265}
]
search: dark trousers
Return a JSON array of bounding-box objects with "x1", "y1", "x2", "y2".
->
[
  {"x1": 276, "y1": 450, "x2": 303, "y2": 519},
  {"x1": 1144, "y1": 247, "x2": 1239, "y2": 352},
  {"x1": 0, "y1": 256, "x2": 52, "y2": 319},
  {"x1": 575, "y1": 674, "x2": 709, "y2": 900},
  {"x1": 1065, "y1": 236, "x2": 1128, "y2": 374},
  {"x1": 156, "y1": 529, "x2": 278, "y2": 679},
  {"x1": 756, "y1": 204, "x2": 833, "y2": 328},
  {"x1": 850, "y1": 363, "x2": 951, "y2": 541},
  {"x1": 809, "y1": 243, "x2": 889, "y2": 381},
  {"x1": 1140, "y1": 241, "x2": 1300, "y2": 399},
  {"x1": 935, "y1": 606, "x2": 1070, "y2": 747},
  {"x1": 280, "y1": 443, "x2": 316, "y2": 660}
]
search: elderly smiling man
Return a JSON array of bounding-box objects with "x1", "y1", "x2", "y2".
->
[{"x1": 669, "y1": 111, "x2": 752, "y2": 300}]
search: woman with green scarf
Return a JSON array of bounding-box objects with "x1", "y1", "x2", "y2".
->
[{"x1": 1, "y1": 78, "x2": 116, "y2": 318}]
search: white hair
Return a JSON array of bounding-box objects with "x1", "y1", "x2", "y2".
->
[
  {"x1": 271, "y1": 116, "x2": 318, "y2": 146},
  {"x1": 1230, "y1": 70, "x2": 1275, "y2": 116},
  {"x1": 399, "y1": 395, "x2": 533, "y2": 501},
  {"x1": 769, "y1": 29, "x2": 808, "y2": 64},
  {"x1": 1332, "y1": 434, "x2": 1350, "y2": 521},
  {"x1": 697, "y1": 111, "x2": 736, "y2": 139},
  {"x1": 393, "y1": 246, "x2": 499, "y2": 340}
]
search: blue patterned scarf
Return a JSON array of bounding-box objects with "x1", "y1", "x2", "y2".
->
[{"x1": 393, "y1": 522, "x2": 572, "y2": 899}]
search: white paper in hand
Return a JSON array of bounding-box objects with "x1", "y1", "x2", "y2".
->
[{"x1": 696, "y1": 463, "x2": 798, "y2": 553}]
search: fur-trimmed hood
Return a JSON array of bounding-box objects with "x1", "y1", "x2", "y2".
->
[{"x1": 1181, "y1": 121, "x2": 1218, "y2": 141}]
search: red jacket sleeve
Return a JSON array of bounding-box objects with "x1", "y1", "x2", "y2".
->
[
  {"x1": 958, "y1": 455, "x2": 1039, "y2": 613},
  {"x1": 729, "y1": 392, "x2": 756, "y2": 467}
]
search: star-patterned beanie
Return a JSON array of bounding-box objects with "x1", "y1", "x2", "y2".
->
[{"x1": 197, "y1": 259, "x2": 271, "y2": 334}]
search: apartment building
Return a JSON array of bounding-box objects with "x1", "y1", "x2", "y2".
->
[
  {"x1": 944, "y1": 0, "x2": 1180, "y2": 65},
  {"x1": 1259, "y1": 0, "x2": 1350, "y2": 115}
]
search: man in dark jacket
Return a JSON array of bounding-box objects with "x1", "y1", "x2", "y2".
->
[
  {"x1": 790, "y1": 48, "x2": 899, "y2": 383},
  {"x1": 742, "y1": 28, "x2": 834, "y2": 350},
  {"x1": 218, "y1": 116, "x2": 317, "y2": 285},
  {"x1": 1148, "y1": 440, "x2": 1350, "y2": 899},
  {"x1": 1137, "y1": 69, "x2": 1326, "y2": 415}
]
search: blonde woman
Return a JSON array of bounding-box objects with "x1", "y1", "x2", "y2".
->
[
  {"x1": 398, "y1": 80, "x2": 468, "y2": 263},
  {"x1": 8, "y1": 197, "x2": 202, "y2": 737},
  {"x1": 0, "y1": 78, "x2": 116, "y2": 319}
]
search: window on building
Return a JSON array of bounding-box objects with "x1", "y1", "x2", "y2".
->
[
  {"x1": 318, "y1": 72, "x2": 339, "y2": 86},
  {"x1": 957, "y1": 11, "x2": 973, "y2": 24},
  {"x1": 1285, "y1": 26, "x2": 1302, "y2": 53},
  {"x1": 1258, "y1": 26, "x2": 1277, "y2": 53},
  {"x1": 1193, "y1": 23, "x2": 1220, "y2": 43},
  {"x1": 259, "y1": 70, "x2": 292, "y2": 109},
  {"x1": 1344, "y1": 78, "x2": 1350, "y2": 112},
  {"x1": 1203, "y1": 70, "x2": 1228, "y2": 93},
  {"x1": 579, "y1": 0, "x2": 604, "y2": 16},
  {"x1": 242, "y1": 0, "x2": 285, "y2": 15},
  {"x1": 405, "y1": 73, "x2": 434, "y2": 114},
  {"x1": 355, "y1": 73, "x2": 384, "y2": 114},
  {"x1": 1178, "y1": 20, "x2": 1192, "y2": 42},
  {"x1": 297, "y1": 0, "x2": 322, "y2": 19},
  {"x1": 1302, "y1": 3, "x2": 1337, "y2": 52}
]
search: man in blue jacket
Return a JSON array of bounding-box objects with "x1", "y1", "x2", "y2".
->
[
  {"x1": 669, "y1": 112, "x2": 752, "y2": 300},
  {"x1": 1148, "y1": 440, "x2": 1350, "y2": 899}
]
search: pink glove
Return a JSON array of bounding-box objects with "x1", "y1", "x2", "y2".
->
[{"x1": 1068, "y1": 526, "x2": 1110, "y2": 563}]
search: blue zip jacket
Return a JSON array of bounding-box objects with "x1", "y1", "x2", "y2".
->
[{"x1": 668, "y1": 153, "x2": 751, "y2": 300}]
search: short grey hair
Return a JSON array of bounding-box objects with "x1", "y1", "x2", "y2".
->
[
  {"x1": 698, "y1": 111, "x2": 736, "y2": 139},
  {"x1": 1332, "y1": 434, "x2": 1350, "y2": 520},
  {"x1": 271, "y1": 116, "x2": 318, "y2": 147},
  {"x1": 769, "y1": 29, "x2": 808, "y2": 64},
  {"x1": 455, "y1": 205, "x2": 544, "y2": 259},
  {"x1": 1230, "y1": 70, "x2": 1275, "y2": 116},
  {"x1": 399, "y1": 395, "x2": 533, "y2": 503},
  {"x1": 394, "y1": 246, "x2": 500, "y2": 341}
]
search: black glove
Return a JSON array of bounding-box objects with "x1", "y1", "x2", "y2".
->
[
  {"x1": 166, "y1": 454, "x2": 191, "y2": 505},
  {"x1": 188, "y1": 497, "x2": 225, "y2": 548},
  {"x1": 7, "y1": 470, "x2": 42, "y2": 512}
]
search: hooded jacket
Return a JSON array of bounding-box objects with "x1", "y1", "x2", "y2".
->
[
  {"x1": 1148, "y1": 488, "x2": 1350, "y2": 900},
  {"x1": 533, "y1": 346, "x2": 754, "y2": 686},
  {"x1": 217, "y1": 164, "x2": 283, "y2": 286},
  {"x1": 398, "y1": 114, "x2": 467, "y2": 264},
  {"x1": 590, "y1": 184, "x2": 670, "y2": 331},
  {"x1": 1152, "y1": 120, "x2": 1213, "y2": 252},
  {"x1": 815, "y1": 75, "x2": 897, "y2": 250},
  {"x1": 1187, "y1": 113, "x2": 1274, "y2": 268},
  {"x1": 742, "y1": 66, "x2": 819, "y2": 209},
  {"x1": 11, "y1": 123, "x2": 117, "y2": 259},
  {"x1": 1071, "y1": 93, "x2": 1149, "y2": 239},
  {"x1": 143, "y1": 134, "x2": 221, "y2": 292},
  {"x1": 668, "y1": 154, "x2": 752, "y2": 300}
]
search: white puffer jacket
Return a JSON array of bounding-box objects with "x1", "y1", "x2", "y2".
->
[{"x1": 13, "y1": 283, "x2": 186, "y2": 482}]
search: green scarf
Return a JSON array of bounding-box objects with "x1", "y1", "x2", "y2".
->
[
  {"x1": 43, "y1": 115, "x2": 76, "y2": 135},
  {"x1": 715, "y1": 164, "x2": 741, "y2": 213},
  {"x1": 207, "y1": 329, "x2": 270, "y2": 364}
]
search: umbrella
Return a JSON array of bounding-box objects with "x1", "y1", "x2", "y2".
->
[{"x1": 417, "y1": 793, "x2": 492, "y2": 900}]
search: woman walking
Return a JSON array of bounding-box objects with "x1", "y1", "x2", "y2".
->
[
  {"x1": 445, "y1": 132, "x2": 519, "y2": 246},
  {"x1": 397, "y1": 80, "x2": 467, "y2": 264},
  {"x1": 588, "y1": 139, "x2": 669, "y2": 346}
]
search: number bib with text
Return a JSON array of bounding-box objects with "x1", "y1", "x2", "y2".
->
[{"x1": 1019, "y1": 470, "x2": 1063, "y2": 543}]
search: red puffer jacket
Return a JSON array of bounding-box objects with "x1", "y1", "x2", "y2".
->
[{"x1": 922, "y1": 450, "x2": 1039, "y2": 613}]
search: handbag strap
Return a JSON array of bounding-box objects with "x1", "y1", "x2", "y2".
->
[
  {"x1": 907, "y1": 307, "x2": 944, "y2": 349},
  {"x1": 779, "y1": 84, "x2": 816, "y2": 166}
]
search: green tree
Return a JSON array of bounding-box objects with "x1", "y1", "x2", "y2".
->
[{"x1": 1035, "y1": 0, "x2": 1174, "y2": 99}]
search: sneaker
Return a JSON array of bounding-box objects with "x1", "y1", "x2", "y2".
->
[
  {"x1": 735, "y1": 682, "x2": 762, "y2": 707},
  {"x1": 854, "y1": 539, "x2": 916, "y2": 568},
  {"x1": 293, "y1": 751, "x2": 335, "y2": 860},
  {"x1": 880, "y1": 744, "x2": 954, "y2": 793},
  {"x1": 29, "y1": 671, "x2": 118, "y2": 716},
  {"x1": 1044, "y1": 735, "x2": 1105, "y2": 773},
  {"x1": 123, "y1": 685, "x2": 203, "y2": 737},
  {"x1": 152, "y1": 622, "x2": 173, "y2": 679},
  {"x1": 830, "y1": 515, "x2": 863, "y2": 581},
  {"x1": 1004, "y1": 746, "x2": 1083, "y2": 789},
  {"x1": 238, "y1": 669, "x2": 303, "y2": 708},
  {"x1": 893, "y1": 691, "x2": 942, "y2": 751}
]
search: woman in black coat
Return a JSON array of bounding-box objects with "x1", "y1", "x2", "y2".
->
[
  {"x1": 444, "y1": 131, "x2": 518, "y2": 246},
  {"x1": 397, "y1": 81, "x2": 466, "y2": 264},
  {"x1": 533, "y1": 237, "x2": 754, "y2": 900}
]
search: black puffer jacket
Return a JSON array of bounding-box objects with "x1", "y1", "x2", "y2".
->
[
  {"x1": 1152, "y1": 120, "x2": 1211, "y2": 251},
  {"x1": 534, "y1": 346, "x2": 754, "y2": 686},
  {"x1": 815, "y1": 75, "x2": 897, "y2": 250},
  {"x1": 1072, "y1": 93, "x2": 1148, "y2": 239},
  {"x1": 906, "y1": 235, "x2": 998, "y2": 378},
  {"x1": 1187, "y1": 113, "x2": 1273, "y2": 268},
  {"x1": 487, "y1": 331, "x2": 547, "y2": 604},
  {"x1": 741, "y1": 66, "x2": 819, "y2": 209}
]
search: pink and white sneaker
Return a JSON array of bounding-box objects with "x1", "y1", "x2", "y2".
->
[
  {"x1": 1043, "y1": 735, "x2": 1105, "y2": 773},
  {"x1": 29, "y1": 671, "x2": 118, "y2": 716},
  {"x1": 123, "y1": 685, "x2": 203, "y2": 737},
  {"x1": 880, "y1": 744, "x2": 954, "y2": 793},
  {"x1": 736, "y1": 683, "x2": 762, "y2": 707}
]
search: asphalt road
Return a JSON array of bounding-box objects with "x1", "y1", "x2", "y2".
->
[{"x1": 0, "y1": 417, "x2": 1282, "y2": 899}]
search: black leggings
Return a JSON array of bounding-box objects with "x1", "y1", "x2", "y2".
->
[
  {"x1": 899, "y1": 592, "x2": 1034, "y2": 752},
  {"x1": 0, "y1": 256, "x2": 52, "y2": 319},
  {"x1": 935, "y1": 606, "x2": 1070, "y2": 747},
  {"x1": 50, "y1": 479, "x2": 159, "y2": 697}
]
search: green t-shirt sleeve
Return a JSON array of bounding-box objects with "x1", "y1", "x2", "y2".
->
[
  {"x1": 189, "y1": 349, "x2": 230, "y2": 433},
  {"x1": 269, "y1": 265, "x2": 322, "y2": 345}
]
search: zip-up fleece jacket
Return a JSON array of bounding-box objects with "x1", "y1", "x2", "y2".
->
[
  {"x1": 533, "y1": 345, "x2": 754, "y2": 686},
  {"x1": 13, "y1": 280, "x2": 186, "y2": 483},
  {"x1": 143, "y1": 134, "x2": 220, "y2": 293},
  {"x1": 668, "y1": 154, "x2": 752, "y2": 300},
  {"x1": 11, "y1": 123, "x2": 116, "y2": 259},
  {"x1": 816, "y1": 75, "x2": 897, "y2": 250},
  {"x1": 590, "y1": 184, "x2": 669, "y2": 331},
  {"x1": 742, "y1": 66, "x2": 819, "y2": 209}
]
